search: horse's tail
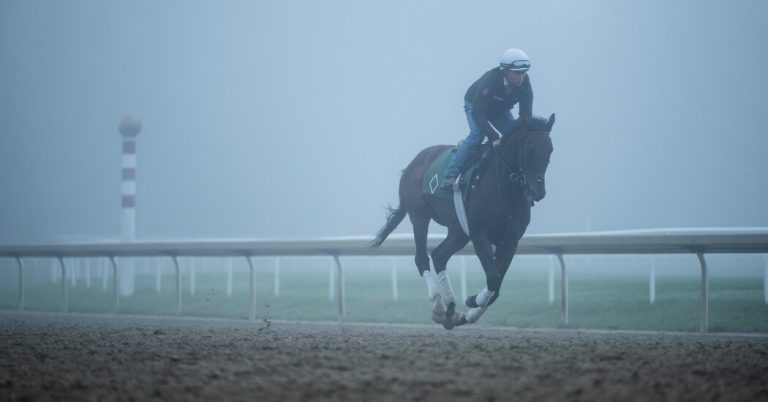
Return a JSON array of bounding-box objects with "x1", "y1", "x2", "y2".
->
[{"x1": 371, "y1": 204, "x2": 407, "y2": 248}]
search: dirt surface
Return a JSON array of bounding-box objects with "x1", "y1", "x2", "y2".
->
[{"x1": 1, "y1": 312, "x2": 767, "y2": 402}]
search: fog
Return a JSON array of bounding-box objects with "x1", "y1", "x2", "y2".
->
[{"x1": 2, "y1": 0, "x2": 768, "y2": 243}]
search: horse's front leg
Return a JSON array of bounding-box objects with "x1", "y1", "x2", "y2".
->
[
  {"x1": 486, "y1": 240, "x2": 519, "y2": 306},
  {"x1": 465, "y1": 240, "x2": 519, "y2": 323},
  {"x1": 470, "y1": 231, "x2": 502, "y2": 298}
]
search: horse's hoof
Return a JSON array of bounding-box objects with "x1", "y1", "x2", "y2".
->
[
  {"x1": 452, "y1": 311, "x2": 469, "y2": 328},
  {"x1": 442, "y1": 302, "x2": 456, "y2": 330},
  {"x1": 444, "y1": 312, "x2": 467, "y2": 329},
  {"x1": 466, "y1": 295, "x2": 478, "y2": 308},
  {"x1": 431, "y1": 294, "x2": 446, "y2": 324}
]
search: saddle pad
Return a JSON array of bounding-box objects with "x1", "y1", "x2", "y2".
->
[
  {"x1": 423, "y1": 148, "x2": 456, "y2": 199},
  {"x1": 422, "y1": 148, "x2": 485, "y2": 200}
]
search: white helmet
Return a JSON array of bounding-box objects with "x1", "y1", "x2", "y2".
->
[{"x1": 499, "y1": 48, "x2": 531, "y2": 72}]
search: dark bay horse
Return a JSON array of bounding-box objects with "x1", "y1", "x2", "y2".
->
[{"x1": 373, "y1": 114, "x2": 555, "y2": 329}]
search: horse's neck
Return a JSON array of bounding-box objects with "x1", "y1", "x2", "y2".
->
[
  {"x1": 470, "y1": 155, "x2": 530, "y2": 242},
  {"x1": 476, "y1": 153, "x2": 527, "y2": 213}
]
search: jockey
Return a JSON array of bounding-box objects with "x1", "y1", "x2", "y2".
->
[{"x1": 441, "y1": 48, "x2": 533, "y2": 189}]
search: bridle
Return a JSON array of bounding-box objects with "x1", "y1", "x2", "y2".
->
[{"x1": 494, "y1": 130, "x2": 549, "y2": 206}]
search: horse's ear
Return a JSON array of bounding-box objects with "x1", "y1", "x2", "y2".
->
[{"x1": 546, "y1": 113, "x2": 556, "y2": 132}]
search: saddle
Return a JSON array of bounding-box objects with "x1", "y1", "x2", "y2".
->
[{"x1": 423, "y1": 143, "x2": 494, "y2": 202}]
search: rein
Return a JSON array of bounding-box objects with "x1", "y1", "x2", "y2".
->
[{"x1": 493, "y1": 131, "x2": 538, "y2": 207}]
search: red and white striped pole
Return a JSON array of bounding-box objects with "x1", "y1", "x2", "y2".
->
[
  {"x1": 118, "y1": 115, "x2": 142, "y2": 241},
  {"x1": 118, "y1": 115, "x2": 142, "y2": 296}
]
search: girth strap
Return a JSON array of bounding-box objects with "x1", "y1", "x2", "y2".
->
[{"x1": 452, "y1": 173, "x2": 470, "y2": 236}]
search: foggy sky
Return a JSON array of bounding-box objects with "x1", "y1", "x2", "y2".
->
[{"x1": 1, "y1": 0, "x2": 768, "y2": 243}]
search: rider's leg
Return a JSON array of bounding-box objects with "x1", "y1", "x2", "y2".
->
[{"x1": 442, "y1": 101, "x2": 484, "y2": 184}]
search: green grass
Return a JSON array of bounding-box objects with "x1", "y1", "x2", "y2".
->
[{"x1": 1, "y1": 262, "x2": 767, "y2": 333}]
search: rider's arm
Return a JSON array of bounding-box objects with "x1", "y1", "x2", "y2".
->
[
  {"x1": 470, "y1": 79, "x2": 504, "y2": 143},
  {"x1": 517, "y1": 76, "x2": 534, "y2": 124}
]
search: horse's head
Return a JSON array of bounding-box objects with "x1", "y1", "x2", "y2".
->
[{"x1": 499, "y1": 114, "x2": 555, "y2": 203}]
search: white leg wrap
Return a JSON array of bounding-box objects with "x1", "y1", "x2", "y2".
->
[
  {"x1": 436, "y1": 270, "x2": 456, "y2": 306},
  {"x1": 475, "y1": 287, "x2": 495, "y2": 307},
  {"x1": 466, "y1": 306, "x2": 488, "y2": 323},
  {"x1": 422, "y1": 270, "x2": 438, "y2": 302}
]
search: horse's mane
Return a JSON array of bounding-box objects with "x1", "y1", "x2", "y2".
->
[
  {"x1": 525, "y1": 115, "x2": 553, "y2": 132},
  {"x1": 500, "y1": 115, "x2": 551, "y2": 147}
]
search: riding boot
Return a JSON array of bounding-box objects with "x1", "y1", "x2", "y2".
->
[{"x1": 440, "y1": 176, "x2": 457, "y2": 190}]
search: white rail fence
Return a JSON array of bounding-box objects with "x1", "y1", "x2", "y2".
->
[{"x1": 2, "y1": 228, "x2": 768, "y2": 332}]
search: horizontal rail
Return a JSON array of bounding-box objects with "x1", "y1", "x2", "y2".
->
[
  {"x1": 3, "y1": 228, "x2": 767, "y2": 333},
  {"x1": 2, "y1": 228, "x2": 768, "y2": 258}
]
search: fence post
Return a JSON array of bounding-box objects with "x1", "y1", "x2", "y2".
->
[
  {"x1": 274, "y1": 257, "x2": 281, "y2": 298},
  {"x1": 333, "y1": 255, "x2": 345, "y2": 323},
  {"x1": 329, "y1": 258, "x2": 335, "y2": 301},
  {"x1": 16, "y1": 257, "x2": 24, "y2": 311},
  {"x1": 110, "y1": 256, "x2": 119, "y2": 314},
  {"x1": 556, "y1": 253, "x2": 568, "y2": 326},
  {"x1": 85, "y1": 258, "x2": 91, "y2": 289},
  {"x1": 172, "y1": 256, "x2": 181, "y2": 316},
  {"x1": 697, "y1": 252, "x2": 709, "y2": 333},
  {"x1": 246, "y1": 256, "x2": 256, "y2": 321},
  {"x1": 763, "y1": 254, "x2": 767, "y2": 305},
  {"x1": 58, "y1": 257, "x2": 68, "y2": 313},
  {"x1": 190, "y1": 258, "x2": 196, "y2": 296},
  {"x1": 650, "y1": 259, "x2": 656, "y2": 304},
  {"x1": 390, "y1": 258, "x2": 398, "y2": 302},
  {"x1": 548, "y1": 256, "x2": 555, "y2": 305}
]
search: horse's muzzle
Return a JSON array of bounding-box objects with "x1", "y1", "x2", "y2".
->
[{"x1": 529, "y1": 179, "x2": 546, "y2": 202}]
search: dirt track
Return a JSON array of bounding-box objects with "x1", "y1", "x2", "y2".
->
[{"x1": 1, "y1": 312, "x2": 767, "y2": 401}]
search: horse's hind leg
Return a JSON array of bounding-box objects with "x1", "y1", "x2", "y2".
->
[
  {"x1": 431, "y1": 228, "x2": 470, "y2": 329},
  {"x1": 410, "y1": 211, "x2": 430, "y2": 275},
  {"x1": 409, "y1": 210, "x2": 444, "y2": 323}
]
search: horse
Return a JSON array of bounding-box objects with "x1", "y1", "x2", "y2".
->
[{"x1": 372, "y1": 114, "x2": 555, "y2": 329}]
